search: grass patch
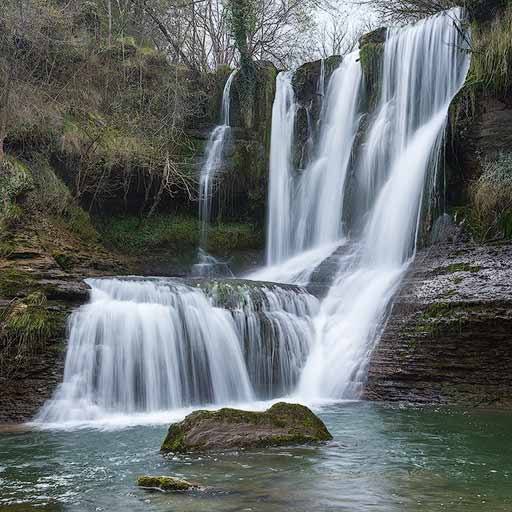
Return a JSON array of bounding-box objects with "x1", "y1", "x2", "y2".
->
[
  {"x1": 0, "y1": 292, "x2": 66, "y2": 376},
  {"x1": 469, "y1": 4, "x2": 512, "y2": 96},
  {"x1": 99, "y1": 215, "x2": 264, "y2": 255},
  {"x1": 453, "y1": 153, "x2": 512, "y2": 241}
]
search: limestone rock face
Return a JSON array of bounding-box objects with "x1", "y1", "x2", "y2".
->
[
  {"x1": 365, "y1": 240, "x2": 512, "y2": 407},
  {"x1": 161, "y1": 402, "x2": 332, "y2": 453}
]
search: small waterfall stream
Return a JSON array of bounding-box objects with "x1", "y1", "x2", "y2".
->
[
  {"x1": 266, "y1": 71, "x2": 297, "y2": 265},
  {"x1": 194, "y1": 69, "x2": 237, "y2": 277}
]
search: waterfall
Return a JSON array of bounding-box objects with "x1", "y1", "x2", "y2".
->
[
  {"x1": 37, "y1": 9, "x2": 470, "y2": 427},
  {"x1": 293, "y1": 52, "x2": 363, "y2": 252},
  {"x1": 266, "y1": 71, "x2": 297, "y2": 265},
  {"x1": 37, "y1": 278, "x2": 317, "y2": 423},
  {"x1": 264, "y1": 53, "x2": 363, "y2": 271},
  {"x1": 317, "y1": 58, "x2": 326, "y2": 97},
  {"x1": 297, "y1": 8, "x2": 470, "y2": 399},
  {"x1": 195, "y1": 69, "x2": 237, "y2": 276}
]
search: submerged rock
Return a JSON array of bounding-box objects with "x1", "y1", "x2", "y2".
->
[
  {"x1": 137, "y1": 475, "x2": 199, "y2": 491},
  {"x1": 161, "y1": 402, "x2": 332, "y2": 453}
]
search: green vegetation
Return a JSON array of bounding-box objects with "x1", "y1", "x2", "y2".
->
[
  {"x1": 0, "y1": 157, "x2": 33, "y2": 230},
  {"x1": 29, "y1": 157, "x2": 98, "y2": 243},
  {"x1": 137, "y1": 476, "x2": 196, "y2": 491},
  {"x1": 453, "y1": 153, "x2": 512, "y2": 241},
  {"x1": 359, "y1": 39, "x2": 384, "y2": 109},
  {"x1": 52, "y1": 251, "x2": 77, "y2": 271},
  {"x1": 416, "y1": 302, "x2": 467, "y2": 336},
  {"x1": 470, "y1": 153, "x2": 512, "y2": 239},
  {"x1": 99, "y1": 215, "x2": 264, "y2": 255},
  {"x1": 0, "y1": 292, "x2": 66, "y2": 376},
  {"x1": 1, "y1": 154, "x2": 98, "y2": 248},
  {"x1": 468, "y1": 3, "x2": 512, "y2": 96},
  {"x1": 433, "y1": 262, "x2": 481, "y2": 274},
  {"x1": 0, "y1": 268, "x2": 37, "y2": 298},
  {"x1": 451, "y1": 4, "x2": 512, "y2": 135}
]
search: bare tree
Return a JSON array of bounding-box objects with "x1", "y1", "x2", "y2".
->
[
  {"x1": 316, "y1": 12, "x2": 358, "y2": 58},
  {"x1": 354, "y1": 0, "x2": 497, "y2": 23}
]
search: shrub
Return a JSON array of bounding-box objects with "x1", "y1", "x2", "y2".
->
[{"x1": 462, "y1": 153, "x2": 512, "y2": 240}]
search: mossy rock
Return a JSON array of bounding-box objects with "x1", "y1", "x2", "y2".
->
[
  {"x1": 359, "y1": 41, "x2": 384, "y2": 110},
  {"x1": 359, "y1": 27, "x2": 387, "y2": 47},
  {"x1": 137, "y1": 475, "x2": 199, "y2": 492},
  {"x1": 0, "y1": 268, "x2": 37, "y2": 298},
  {"x1": 161, "y1": 402, "x2": 333, "y2": 453}
]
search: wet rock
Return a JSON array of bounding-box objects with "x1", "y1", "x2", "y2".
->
[
  {"x1": 161, "y1": 402, "x2": 332, "y2": 453},
  {"x1": 0, "y1": 223, "x2": 125, "y2": 424},
  {"x1": 137, "y1": 475, "x2": 199, "y2": 492},
  {"x1": 359, "y1": 27, "x2": 387, "y2": 47},
  {"x1": 365, "y1": 240, "x2": 512, "y2": 407}
]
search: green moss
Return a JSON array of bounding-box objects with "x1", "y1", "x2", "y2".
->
[
  {"x1": 0, "y1": 269, "x2": 37, "y2": 298},
  {"x1": 161, "y1": 402, "x2": 332, "y2": 453},
  {"x1": 0, "y1": 239, "x2": 15, "y2": 258},
  {"x1": 0, "y1": 156, "x2": 34, "y2": 229},
  {"x1": 99, "y1": 215, "x2": 263, "y2": 255},
  {"x1": 137, "y1": 476, "x2": 195, "y2": 491},
  {"x1": 452, "y1": 276, "x2": 463, "y2": 284},
  {"x1": 52, "y1": 250, "x2": 76, "y2": 271},
  {"x1": 161, "y1": 423, "x2": 187, "y2": 453},
  {"x1": 359, "y1": 42, "x2": 384, "y2": 109},
  {"x1": 434, "y1": 262, "x2": 481, "y2": 275},
  {"x1": 416, "y1": 302, "x2": 467, "y2": 336}
]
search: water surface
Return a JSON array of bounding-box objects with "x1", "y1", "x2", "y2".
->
[{"x1": 1, "y1": 402, "x2": 511, "y2": 511}]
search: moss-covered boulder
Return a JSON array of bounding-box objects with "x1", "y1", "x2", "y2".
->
[
  {"x1": 137, "y1": 475, "x2": 199, "y2": 492},
  {"x1": 161, "y1": 402, "x2": 332, "y2": 453}
]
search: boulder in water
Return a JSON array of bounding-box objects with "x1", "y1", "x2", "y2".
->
[
  {"x1": 137, "y1": 475, "x2": 199, "y2": 491},
  {"x1": 161, "y1": 402, "x2": 332, "y2": 453}
]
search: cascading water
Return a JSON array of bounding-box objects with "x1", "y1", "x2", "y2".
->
[
  {"x1": 293, "y1": 52, "x2": 363, "y2": 253},
  {"x1": 194, "y1": 69, "x2": 237, "y2": 277},
  {"x1": 264, "y1": 52, "x2": 363, "y2": 273},
  {"x1": 37, "y1": 278, "x2": 317, "y2": 424},
  {"x1": 266, "y1": 71, "x2": 297, "y2": 266},
  {"x1": 37, "y1": 9, "x2": 470, "y2": 428},
  {"x1": 297, "y1": 8, "x2": 470, "y2": 399}
]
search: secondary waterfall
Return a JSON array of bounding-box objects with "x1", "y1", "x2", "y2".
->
[
  {"x1": 37, "y1": 278, "x2": 317, "y2": 423},
  {"x1": 297, "y1": 8, "x2": 470, "y2": 398},
  {"x1": 194, "y1": 69, "x2": 237, "y2": 276}
]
